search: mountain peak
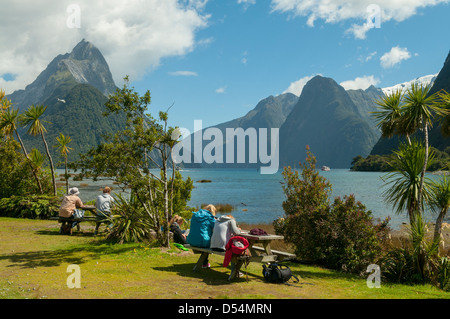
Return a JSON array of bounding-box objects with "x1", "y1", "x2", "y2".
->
[
  {"x1": 7, "y1": 40, "x2": 117, "y2": 110},
  {"x1": 70, "y1": 39, "x2": 102, "y2": 61}
]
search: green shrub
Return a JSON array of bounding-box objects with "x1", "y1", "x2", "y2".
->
[
  {"x1": 275, "y1": 147, "x2": 391, "y2": 275},
  {"x1": 0, "y1": 137, "x2": 52, "y2": 198},
  {"x1": 0, "y1": 195, "x2": 60, "y2": 219},
  {"x1": 438, "y1": 257, "x2": 450, "y2": 291},
  {"x1": 380, "y1": 215, "x2": 441, "y2": 286}
]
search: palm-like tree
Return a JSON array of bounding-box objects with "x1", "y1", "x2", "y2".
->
[
  {"x1": 21, "y1": 104, "x2": 56, "y2": 196},
  {"x1": 56, "y1": 133, "x2": 72, "y2": 194},
  {"x1": 383, "y1": 140, "x2": 434, "y2": 225},
  {"x1": 371, "y1": 88, "x2": 414, "y2": 143},
  {"x1": 429, "y1": 173, "x2": 450, "y2": 248},
  {"x1": 0, "y1": 108, "x2": 44, "y2": 193},
  {"x1": 402, "y1": 83, "x2": 445, "y2": 212},
  {"x1": 29, "y1": 148, "x2": 46, "y2": 185}
]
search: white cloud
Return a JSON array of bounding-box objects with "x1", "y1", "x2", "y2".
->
[
  {"x1": 340, "y1": 75, "x2": 380, "y2": 90},
  {"x1": 168, "y1": 71, "x2": 198, "y2": 76},
  {"x1": 215, "y1": 86, "x2": 227, "y2": 93},
  {"x1": 270, "y1": 0, "x2": 450, "y2": 39},
  {"x1": 346, "y1": 23, "x2": 373, "y2": 40},
  {"x1": 380, "y1": 46, "x2": 412, "y2": 69},
  {"x1": 365, "y1": 51, "x2": 377, "y2": 62},
  {"x1": 238, "y1": 0, "x2": 256, "y2": 8},
  {"x1": 0, "y1": 0, "x2": 209, "y2": 94},
  {"x1": 283, "y1": 75, "x2": 317, "y2": 96}
]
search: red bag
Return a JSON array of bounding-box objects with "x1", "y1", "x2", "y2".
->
[{"x1": 223, "y1": 236, "x2": 249, "y2": 267}]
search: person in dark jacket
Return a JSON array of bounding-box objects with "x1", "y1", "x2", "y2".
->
[{"x1": 169, "y1": 215, "x2": 188, "y2": 245}]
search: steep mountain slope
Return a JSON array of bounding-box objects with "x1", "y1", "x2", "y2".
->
[
  {"x1": 7, "y1": 39, "x2": 117, "y2": 111},
  {"x1": 346, "y1": 85, "x2": 384, "y2": 130},
  {"x1": 181, "y1": 93, "x2": 298, "y2": 168},
  {"x1": 279, "y1": 75, "x2": 379, "y2": 168},
  {"x1": 19, "y1": 84, "x2": 125, "y2": 162},
  {"x1": 213, "y1": 93, "x2": 298, "y2": 131},
  {"x1": 6, "y1": 40, "x2": 125, "y2": 162}
]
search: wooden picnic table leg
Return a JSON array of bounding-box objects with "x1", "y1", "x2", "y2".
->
[
  {"x1": 94, "y1": 222, "x2": 101, "y2": 236},
  {"x1": 193, "y1": 252, "x2": 209, "y2": 272},
  {"x1": 228, "y1": 258, "x2": 244, "y2": 281},
  {"x1": 262, "y1": 241, "x2": 273, "y2": 255}
]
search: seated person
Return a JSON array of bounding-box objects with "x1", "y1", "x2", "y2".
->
[
  {"x1": 210, "y1": 214, "x2": 241, "y2": 252},
  {"x1": 95, "y1": 186, "x2": 114, "y2": 217},
  {"x1": 187, "y1": 204, "x2": 217, "y2": 268},
  {"x1": 169, "y1": 215, "x2": 188, "y2": 245},
  {"x1": 59, "y1": 187, "x2": 86, "y2": 233}
]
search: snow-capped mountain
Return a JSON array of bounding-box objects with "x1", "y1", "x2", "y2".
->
[{"x1": 382, "y1": 74, "x2": 438, "y2": 95}]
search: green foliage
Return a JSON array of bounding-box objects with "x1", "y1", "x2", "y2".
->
[
  {"x1": 73, "y1": 78, "x2": 192, "y2": 246},
  {"x1": 438, "y1": 257, "x2": 450, "y2": 291},
  {"x1": 352, "y1": 147, "x2": 450, "y2": 172},
  {"x1": 0, "y1": 195, "x2": 60, "y2": 219},
  {"x1": 0, "y1": 137, "x2": 52, "y2": 198},
  {"x1": 380, "y1": 214, "x2": 440, "y2": 285},
  {"x1": 350, "y1": 154, "x2": 393, "y2": 171},
  {"x1": 274, "y1": 147, "x2": 390, "y2": 275},
  {"x1": 281, "y1": 146, "x2": 332, "y2": 216},
  {"x1": 382, "y1": 140, "x2": 434, "y2": 221},
  {"x1": 21, "y1": 83, "x2": 126, "y2": 163},
  {"x1": 107, "y1": 193, "x2": 153, "y2": 244}
]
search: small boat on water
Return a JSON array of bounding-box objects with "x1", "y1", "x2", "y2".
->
[{"x1": 321, "y1": 166, "x2": 330, "y2": 171}]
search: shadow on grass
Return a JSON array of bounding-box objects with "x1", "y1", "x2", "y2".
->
[
  {"x1": 0, "y1": 237, "x2": 131, "y2": 270},
  {"x1": 36, "y1": 229, "x2": 97, "y2": 238},
  {"x1": 153, "y1": 262, "x2": 264, "y2": 285}
]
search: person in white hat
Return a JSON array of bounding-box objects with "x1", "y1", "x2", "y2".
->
[{"x1": 59, "y1": 187, "x2": 85, "y2": 233}]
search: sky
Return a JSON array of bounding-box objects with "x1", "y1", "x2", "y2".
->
[{"x1": 1, "y1": 0, "x2": 450, "y2": 133}]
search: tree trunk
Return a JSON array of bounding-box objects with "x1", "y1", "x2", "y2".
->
[
  {"x1": 65, "y1": 156, "x2": 69, "y2": 194},
  {"x1": 162, "y1": 148, "x2": 170, "y2": 248},
  {"x1": 15, "y1": 130, "x2": 43, "y2": 194},
  {"x1": 41, "y1": 133, "x2": 56, "y2": 196},
  {"x1": 434, "y1": 207, "x2": 448, "y2": 248},
  {"x1": 417, "y1": 122, "x2": 428, "y2": 215}
]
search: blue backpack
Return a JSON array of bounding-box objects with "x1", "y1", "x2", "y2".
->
[{"x1": 186, "y1": 209, "x2": 216, "y2": 248}]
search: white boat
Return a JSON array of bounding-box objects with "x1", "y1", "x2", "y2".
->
[{"x1": 321, "y1": 166, "x2": 330, "y2": 171}]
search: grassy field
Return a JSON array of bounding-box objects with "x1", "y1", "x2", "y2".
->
[{"x1": 1, "y1": 217, "x2": 449, "y2": 300}]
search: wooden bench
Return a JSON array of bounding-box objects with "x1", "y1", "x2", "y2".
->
[
  {"x1": 50, "y1": 215, "x2": 112, "y2": 235},
  {"x1": 183, "y1": 231, "x2": 297, "y2": 281},
  {"x1": 184, "y1": 244, "x2": 278, "y2": 281}
]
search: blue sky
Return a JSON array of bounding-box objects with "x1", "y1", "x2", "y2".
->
[
  {"x1": 132, "y1": 0, "x2": 450, "y2": 132},
  {"x1": 1, "y1": 0, "x2": 450, "y2": 133}
]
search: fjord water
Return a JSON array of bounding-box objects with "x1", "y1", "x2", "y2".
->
[
  {"x1": 182, "y1": 168, "x2": 406, "y2": 229},
  {"x1": 62, "y1": 168, "x2": 438, "y2": 230}
]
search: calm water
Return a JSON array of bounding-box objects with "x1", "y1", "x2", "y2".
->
[{"x1": 60, "y1": 168, "x2": 441, "y2": 230}]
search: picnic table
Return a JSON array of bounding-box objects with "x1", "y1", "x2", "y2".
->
[
  {"x1": 50, "y1": 205, "x2": 112, "y2": 235},
  {"x1": 185, "y1": 230, "x2": 295, "y2": 281}
]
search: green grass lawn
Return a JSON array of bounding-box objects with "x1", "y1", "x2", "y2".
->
[{"x1": 1, "y1": 217, "x2": 449, "y2": 299}]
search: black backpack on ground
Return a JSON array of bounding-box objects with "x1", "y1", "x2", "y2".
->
[{"x1": 262, "y1": 263, "x2": 299, "y2": 285}]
